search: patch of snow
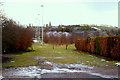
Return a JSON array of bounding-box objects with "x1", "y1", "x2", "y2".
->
[
  {"x1": 0, "y1": 75, "x2": 4, "y2": 80},
  {"x1": 115, "y1": 63, "x2": 120, "y2": 66},
  {"x1": 34, "y1": 56, "x2": 64, "y2": 60},
  {"x1": 12, "y1": 66, "x2": 41, "y2": 78},
  {"x1": 66, "y1": 64, "x2": 94, "y2": 69},
  {"x1": 3, "y1": 61, "x2": 118, "y2": 78},
  {"x1": 33, "y1": 40, "x2": 39, "y2": 43},
  {"x1": 41, "y1": 68, "x2": 85, "y2": 74},
  {"x1": 100, "y1": 59, "x2": 106, "y2": 62},
  {"x1": 91, "y1": 27, "x2": 101, "y2": 31},
  {"x1": 43, "y1": 61, "x2": 53, "y2": 65},
  {"x1": 89, "y1": 72, "x2": 118, "y2": 78}
]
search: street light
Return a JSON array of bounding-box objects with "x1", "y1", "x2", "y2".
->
[
  {"x1": 41, "y1": 5, "x2": 44, "y2": 45},
  {"x1": 37, "y1": 13, "x2": 40, "y2": 41}
]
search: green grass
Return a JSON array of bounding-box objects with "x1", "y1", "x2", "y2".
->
[{"x1": 3, "y1": 43, "x2": 120, "y2": 68}]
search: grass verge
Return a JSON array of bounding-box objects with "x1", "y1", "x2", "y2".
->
[{"x1": 3, "y1": 43, "x2": 120, "y2": 68}]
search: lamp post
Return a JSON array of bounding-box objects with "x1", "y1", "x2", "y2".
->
[
  {"x1": 41, "y1": 5, "x2": 44, "y2": 45},
  {"x1": 38, "y1": 13, "x2": 40, "y2": 41}
]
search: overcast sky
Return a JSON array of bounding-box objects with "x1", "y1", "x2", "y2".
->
[{"x1": 2, "y1": 0, "x2": 119, "y2": 27}]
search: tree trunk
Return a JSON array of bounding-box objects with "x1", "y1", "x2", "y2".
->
[
  {"x1": 53, "y1": 44, "x2": 54, "y2": 49},
  {"x1": 66, "y1": 44, "x2": 68, "y2": 50}
]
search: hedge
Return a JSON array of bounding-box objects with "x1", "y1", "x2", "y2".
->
[{"x1": 75, "y1": 36, "x2": 120, "y2": 60}]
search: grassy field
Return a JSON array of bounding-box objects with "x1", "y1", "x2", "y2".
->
[{"x1": 3, "y1": 43, "x2": 119, "y2": 68}]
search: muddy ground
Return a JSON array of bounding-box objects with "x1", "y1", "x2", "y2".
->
[{"x1": 2, "y1": 56, "x2": 119, "y2": 79}]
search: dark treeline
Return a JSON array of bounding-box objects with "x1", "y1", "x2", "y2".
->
[{"x1": 2, "y1": 17, "x2": 35, "y2": 53}]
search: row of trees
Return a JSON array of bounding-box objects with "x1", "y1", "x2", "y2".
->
[
  {"x1": 44, "y1": 32, "x2": 72, "y2": 49},
  {"x1": 43, "y1": 30, "x2": 107, "y2": 50},
  {"x1": 2, "y1": 17, "x2": 35, "y2": 53}
]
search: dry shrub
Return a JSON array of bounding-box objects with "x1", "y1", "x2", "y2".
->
[{"x1": 2, "y1": 19, "x2": 34, "y2": 53}]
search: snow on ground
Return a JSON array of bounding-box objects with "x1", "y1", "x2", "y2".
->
[
  {"x1": 33, "y1": 40, "x2": 39, "y2": 43},
  {"x1": 34, "y1": 56, "x2": 64, "y2": 60},
  {"x1": 3, "y1": 61, "x2": 118, "y2": 78},
  {"x1": 91, "y1": 27, "x2": 101, "y2": 31},
  {"x1": 115, "y1": 63, "x2": 120, "y2": 66}
]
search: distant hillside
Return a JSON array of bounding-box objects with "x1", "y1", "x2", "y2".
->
[
  {"x1": 94, "y1": 26, "x2": 119, "y2": 31},
  {"x1": 93, "y1": 26, "x2": 120, "y2": 35}
]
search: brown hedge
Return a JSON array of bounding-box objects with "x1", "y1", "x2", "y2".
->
[{"x1": 75, "y1": 36, "x2": 120, "y2": 60}]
